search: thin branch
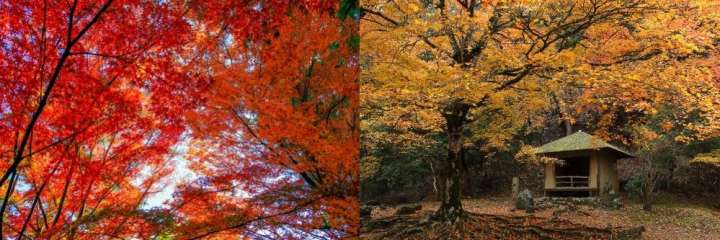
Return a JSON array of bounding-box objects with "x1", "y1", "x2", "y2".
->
[{"x1": 0, "y1": 0, "x2": 114, "y2": 192}]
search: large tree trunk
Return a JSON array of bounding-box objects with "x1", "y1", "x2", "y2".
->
[
  {"x1": 435, "y1": 102, "x2": 470, "y2": 221},
  {"x1": 551, "y1": 93, "x2": 573, "y2": 136}
]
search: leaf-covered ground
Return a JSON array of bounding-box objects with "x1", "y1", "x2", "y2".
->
[{"x1": 361, "y1": 196, "x2": 720, "y2": 240}]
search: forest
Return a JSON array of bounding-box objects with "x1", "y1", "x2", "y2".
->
[
  {"x1": 0, "y1": 0, "x2": 359, "y2": 239},
  {"x1": 360, "y1": 0, "x2": 720, "y2": 239}
]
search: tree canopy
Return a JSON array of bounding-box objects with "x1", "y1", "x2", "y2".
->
[{"x1": 0, "y1": 0, "x2": 359, "y2": 239}]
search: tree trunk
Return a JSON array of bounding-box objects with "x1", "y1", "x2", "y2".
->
[
  {"x1": 641, "y1": 160, "x2": 656, "y2": 212},
  {"x1": 555, "y1": 94, "x2": 573, "y2": 136},
  {"x1": 563, "y1": 119, "x2": 573, "y2": 136},
  {"x1": 435, "y1": 102, "x2": 470, "y2": 221},
  {"x1": 642, "y1": 201, "x2": 652, "y2": 211},
  {"x1": 641, "y1": 183, "x2": 654, "y2": 212}
]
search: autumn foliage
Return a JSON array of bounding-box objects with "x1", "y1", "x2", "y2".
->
[
  {"x1": 361, "y1": 0, "x2": 720, "y2": 221},
  {"x1": 0, "y1": 0, "x2": 358, "y2": 239},
  {"x1": 174, "y1": 2, "x2": 359, "y2": 239}
]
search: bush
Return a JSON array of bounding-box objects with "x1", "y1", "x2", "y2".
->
[
  {"x1": 624, "y1": 174, "x2": 644, "y2": 200},
  {"x1": 671, "y1": 162, "x2": 720, "y2": 204}
]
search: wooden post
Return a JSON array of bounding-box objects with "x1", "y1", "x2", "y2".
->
[{"x1": 512, "y1": 177, "x2": 519, "y2": 200}]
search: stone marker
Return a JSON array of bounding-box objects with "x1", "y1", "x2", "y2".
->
[
  {"x1": 512, "y1": 177, "x2": 520, "y2": 200},
  {"x1": 516, "y1": 189, "x2": 534, "y2": 213}
]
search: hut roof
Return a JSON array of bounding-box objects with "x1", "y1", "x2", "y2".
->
[{"x1": 534, "y1": 131, "x2": 634, "y2": 158}]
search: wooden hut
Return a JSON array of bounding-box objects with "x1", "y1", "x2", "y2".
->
[{"x1": 534, "y1": 131, "x2": 634, "y2": 197}]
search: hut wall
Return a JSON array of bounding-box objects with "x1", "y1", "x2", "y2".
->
[
  {"x1": 596, "y1": 152, "x2": 620, "y2": 194},
  {"x1": 589, "y1": 153, "x2": 598, "y2": 188},
  {"x1": 544, "y1": 163, "x2": 555, "y2": 189}
]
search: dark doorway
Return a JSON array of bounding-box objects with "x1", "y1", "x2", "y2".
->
[{"x1": 555, "y1": 157, "x2": 590, "y2": 188}]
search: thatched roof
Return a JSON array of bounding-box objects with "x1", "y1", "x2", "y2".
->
[{"x1": 534, "y1": 131, "x2": 634, "y2": 158}]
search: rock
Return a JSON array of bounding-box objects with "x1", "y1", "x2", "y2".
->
[
  {"x1": 395, "y1": 204, "x2": 422, "y2": 215},
  {"x1": 557, "y1": 205, "x2": 568, "y2": 212},
  {"x1": 360, "y1": 205, "x2": 374, "y2": 218},
  {"x1": 610, "y1": 197, "x2": 623, "y2": 210},
  {"x1": 534, "y1": 197, "x2": 555, "y2": 210},
  {"x1": 516, "y1": 189, "x2": 534, "y2": 213},
  {"x1": 571, "y1": 197, "x2": 599, "y2": 205},
  {"x1": 609, "y1": 190, "x2": 618, "y2": 197},
  {"x1": 567, "y1": 203, "x2": 577, "y2": 211}
]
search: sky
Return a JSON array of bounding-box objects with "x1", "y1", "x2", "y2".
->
[{"x1": 142, "y1": 139, "x2": 194, "y2": 209}]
